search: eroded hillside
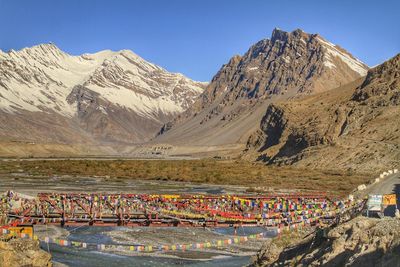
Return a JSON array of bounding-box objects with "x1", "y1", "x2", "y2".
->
[{"x1": 245, "y1": 54, "x2": 400, "y2": 172}]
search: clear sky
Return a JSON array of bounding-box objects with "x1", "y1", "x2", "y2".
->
[{"x1": 0, "y1": 0, "x2": 399, "y2": 81}]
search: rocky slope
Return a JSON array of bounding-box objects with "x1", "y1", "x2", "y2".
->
[
  {"x1": 252, "y1": 217, "x2": 400, "y2": 267},
  {"x1": 245, "y1": 53, "x2": 400, "y2": 172},
  {"x1": 0, "y1": 44, "x2": 206, "y2": 145},
  {"x1": 154, "y1": 29, "x2": 368, "y2": 150},
  {"x1": 0, "y1": 238, "x2": 52, "y2": 267}
]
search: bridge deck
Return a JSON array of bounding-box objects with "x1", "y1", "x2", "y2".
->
[{"x1": 1, "y1": 192, "x2": 340, "y2": 227}]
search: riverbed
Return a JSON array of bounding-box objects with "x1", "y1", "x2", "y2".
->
[
  {"x1": 35, "y1": 225, "x2": 276, "y2": 266},
  {"x1": 0, "y1": 174, "x2": 252, "y2": 195}
]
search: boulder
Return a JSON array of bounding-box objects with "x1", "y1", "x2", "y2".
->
[{"x1": 357, "y1": 184, "x2": 367, "y2": 191}]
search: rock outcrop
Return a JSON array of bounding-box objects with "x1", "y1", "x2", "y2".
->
[
  {"x1": 252, "y1": 217, "x2": 400, "y2": 267},
  {"x1": 0, "y1": 238, "x2": 52, "y2": 267}
]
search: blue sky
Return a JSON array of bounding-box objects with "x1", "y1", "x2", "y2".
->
[{"x1": 0, "y1": 0, "x2": 399, "y2": 81}]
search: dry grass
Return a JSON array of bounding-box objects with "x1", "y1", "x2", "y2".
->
[
  {"x1": 0, "y1": 159, "x2": 372, "y2": 197},
  {"x1": 272, "y1": 228, "x2": 313, "y2": 249}
]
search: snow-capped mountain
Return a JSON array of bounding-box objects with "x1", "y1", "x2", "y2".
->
[{"x1": 0, "y1": 44, "x2": 206, "y2": 143}]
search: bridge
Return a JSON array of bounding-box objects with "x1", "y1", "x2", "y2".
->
[{"x1": 1, "y1": 192, "x2": 342, "y2": 228}]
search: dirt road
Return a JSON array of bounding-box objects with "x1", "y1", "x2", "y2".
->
[
  {"x1": 360, "y1": 171, "x2": 400, "y2": 215},
  {"x1": 368, "y1": 173, "x2": 400, "y2": 196}
]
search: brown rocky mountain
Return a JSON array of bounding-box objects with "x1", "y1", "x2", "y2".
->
[
  {"x1": 154, "y1": 29, "x2": 368, "y2": 154},
  {"x1": 0, "y1": 44, "x2": 206, "y2": 152},
  {"x1": 245, "y1": 53, "x2": 400, "y2": 172}
]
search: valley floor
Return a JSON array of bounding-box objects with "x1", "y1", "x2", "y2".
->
[{"x1": 0, "y1": 159, "x2": 372, "y2": 197}]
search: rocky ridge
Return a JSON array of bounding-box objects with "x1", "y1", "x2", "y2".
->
[{"x1": 244, "y1": 54, "x2": 400, "y2": 172}]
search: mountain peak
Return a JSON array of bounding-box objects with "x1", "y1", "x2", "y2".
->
[
  {"x1": 271, "y1": 27, "x2": 289, "y2": 42},
  {"x1": 270, "y1": 28, "x2": 309, "y2": 43},
  {"x1": 117, "y1": 49, "x2": 139, "y2": 57},
  {"x1": 38, "y1": 42, "x2": 59, "y2": 50},
  {"x1": 24, "y1": 42, "x2": 63, "y2": 54},
  {"x1": 2, "y1": 42, "x2": 68, "y2": 61},
  {"x1": 155, "y1": 27, "x2": 371, "y2": 145},
  {"x1": 266, "y1": 28, "x2": 368, "y2": 76}
]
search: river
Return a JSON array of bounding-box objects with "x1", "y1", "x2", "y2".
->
[{"x1": 39, "y1": 226, "x2": 276, "y2": 266}]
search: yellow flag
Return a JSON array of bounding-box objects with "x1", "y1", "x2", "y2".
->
[{"x1": 383, "y1": 194, "x2": 397, "y2": 205}]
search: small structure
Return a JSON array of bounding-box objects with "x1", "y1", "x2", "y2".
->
[{"x1": 367, "y1": 194, "x2": 383, "y2": 217}]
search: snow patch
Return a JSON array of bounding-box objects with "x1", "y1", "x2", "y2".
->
[
  {"x1": 317, "y1": 37, "x2": 368, "y2": 76},
  {"x1": 97, "y1": 106, "x2": 108, "y2": 115}
]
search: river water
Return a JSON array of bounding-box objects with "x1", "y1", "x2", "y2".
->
[
  {"x1": 49, "y1": 246, "x2": 251, "y2": 267},
  {"x1": 40, "y1": 226, "x2": 276, "y2": 267}
]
